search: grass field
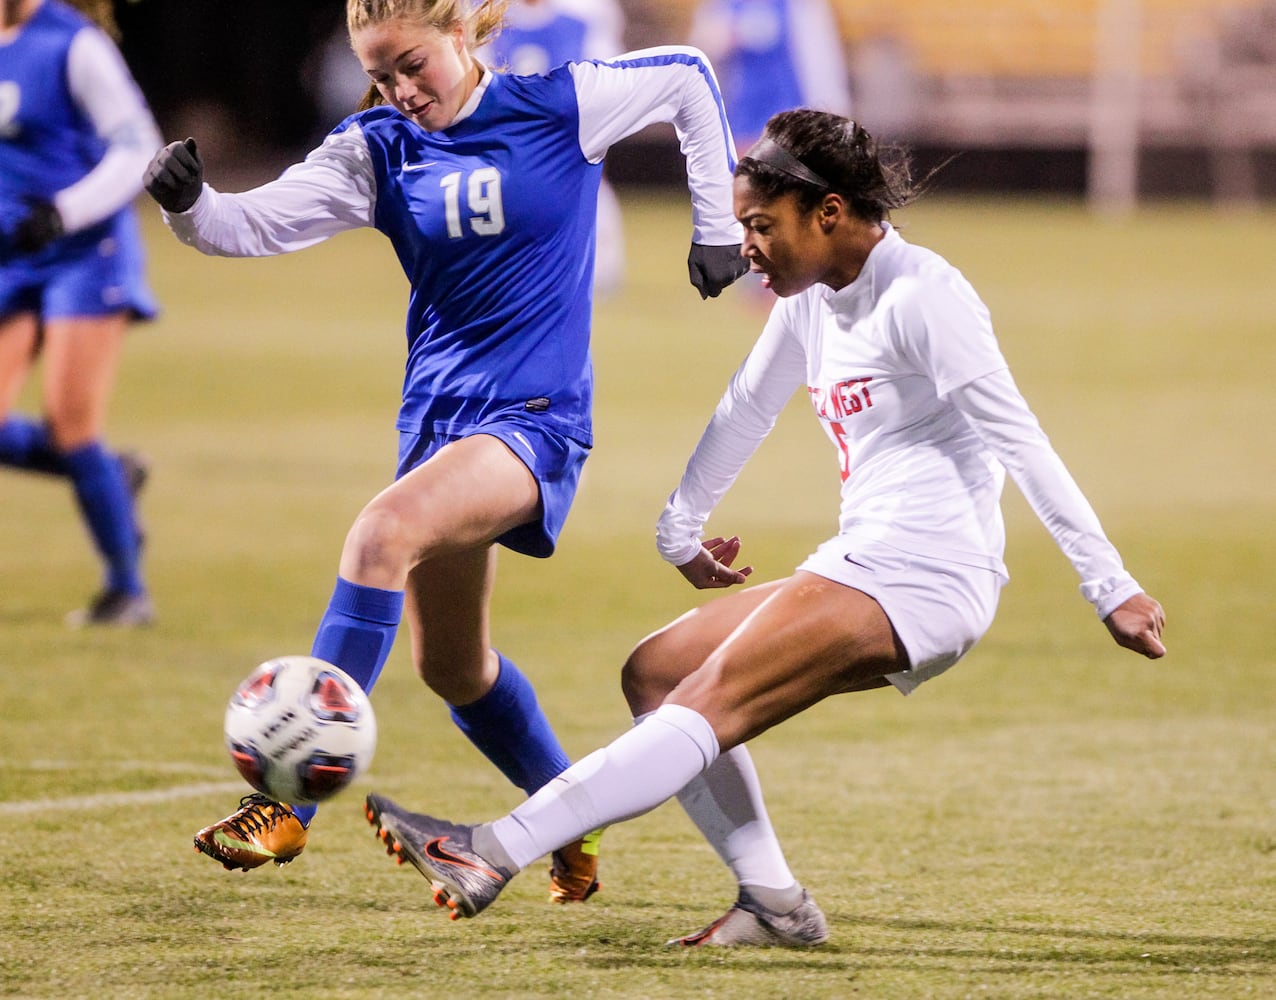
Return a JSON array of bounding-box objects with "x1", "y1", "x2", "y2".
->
[{"x1": 1, "y1": 191, "x2": 1274, "y2": 999}]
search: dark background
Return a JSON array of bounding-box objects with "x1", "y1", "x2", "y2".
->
[
  {"x1": 115, "y1": 1, "x2": 350, "y2": 157},
  {"x1": 107, "y1": 0, "x2": 1275, "y2": 198}
]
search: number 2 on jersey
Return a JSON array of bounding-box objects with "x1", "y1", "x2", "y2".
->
[{"x1": 440, "y1": 168, "x2": 505, "y2": 239}]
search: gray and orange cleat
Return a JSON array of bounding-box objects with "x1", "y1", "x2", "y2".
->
[
  {"x1": 365, "y1": 793, "x2": 512, "y2": 919},
  {"x1": 193, "y1": 793, "x2": 307, "y2": 871},
  {"x1": 668, "y1": 888, "x2": 829, "y2": 948},
  {"x1": 548, "y1": 828, "x2": 602, "y2": 903}
]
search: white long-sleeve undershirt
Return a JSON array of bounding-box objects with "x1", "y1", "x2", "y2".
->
[{"x1": 55, "y1": 26, "x2": 161, "y2": 233}]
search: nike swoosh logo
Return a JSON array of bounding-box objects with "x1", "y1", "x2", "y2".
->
[
  {"x1": 423, "y1": 836, "x2": 500, "y2": 877},
  {"x1": 510, "y1": 431, "x2": 537, "y2": 460},
  {"x1": 402, "y1": 161, "x2": 437, "y2": 172},
  {"x1": 213, "y1": 831, "x2": 276, "y2": 857}
]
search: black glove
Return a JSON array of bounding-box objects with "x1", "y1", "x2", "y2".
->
[
  {"x1": 144, "y1": 137, "x2": 204, "y2": 213},
  {"x1": 12, "y1": 199, "x2": 64, "y2": 254},
  {"x1": 687, "y1": 242, "x2": 749, "y2": 299}
]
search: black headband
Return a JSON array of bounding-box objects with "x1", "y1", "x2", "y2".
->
[{"x1": 742, "y1": 137, "x2": 831, "y2": 189}]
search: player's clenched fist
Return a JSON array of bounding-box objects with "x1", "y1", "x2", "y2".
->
[
  {"x1": 687, "y1": 242, "x2": 749, "y2": 299},
  {"x1": 144, "y1": 138, "x2": 204, "y2": 214}
]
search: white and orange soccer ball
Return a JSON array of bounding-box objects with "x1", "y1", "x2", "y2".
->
[{"x1": 223, "y1": 656, "x2": 377, "y2": 805}]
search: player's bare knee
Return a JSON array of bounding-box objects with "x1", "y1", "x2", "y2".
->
[
  {"x1": 417, "y1": 652, "x2": 492, "y2": 705},
  {"x1": 341, "y1": 504, "x2": 413, "y2": 583},
  {"x1": 619, "y1": 648, "x2": 655, "y2": 715},
  {"x1": 621, "y1": 632, "x2": 688, "y2": 715}
]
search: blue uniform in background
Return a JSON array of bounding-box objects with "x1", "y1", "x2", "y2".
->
[
  {"x1": 0, "y1": 0, "x2": 160, "y2": 624},
  {"x1": 690, "y1": 0, "x2": 852, "y2": 150},
  {"x1": 489, "y1": 12, "x2": 587, "y2": 75},
  {"x1": 0, "y1": 0, "x2": 156, "y2": 320}
]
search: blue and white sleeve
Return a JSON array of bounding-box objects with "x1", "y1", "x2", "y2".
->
[
  {"x1": 165, "y1": 126, "x2": 377, "y2": 258},
  {"x1": 60, "y1": 26, "x2": 162, "y2": 233},
  {"x1": 570, "y1": 47, "x2": 742, "y2": 247}
]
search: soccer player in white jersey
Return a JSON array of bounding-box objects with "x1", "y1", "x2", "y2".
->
[
  {"x1": 0, "y1": 0, "x2": 160, "y2": 626},
  {"x1": 360, "y1": 109, "x2": 1167, "y2": 946},
  {"x1": 481, "y1": 0, "x2": 627, "y2": 293},
  {"x1": 143, "y1": 0, "x2": 748, "y2": 901}
]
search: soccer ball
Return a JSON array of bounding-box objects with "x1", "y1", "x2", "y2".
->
[{"x1": 223, "y1": 655, "x2": 377, "y2": 805}]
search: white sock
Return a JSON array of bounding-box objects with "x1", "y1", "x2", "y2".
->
[
  {"x1": 676, "y1": 744, "x2": 798, "y2": 894},
  {"x1": 487, "y1": 703, "x2": 719, "y2": 871}
]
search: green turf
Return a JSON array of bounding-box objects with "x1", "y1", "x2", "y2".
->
[{"x1": 1, "y1": 192, "x2": 1273, "y2": 999}]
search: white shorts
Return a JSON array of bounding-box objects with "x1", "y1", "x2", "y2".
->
[{"x1": 797, "y1": 537, "x2": 1006, "y2": 695}]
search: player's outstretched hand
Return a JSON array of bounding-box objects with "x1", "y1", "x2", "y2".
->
[
  {"x1": 12, "y1": 199, "x2": 64, "y2": 253},
  {"x1": 144, "y1": 138, "x2": 204, "y2": 213},
  {"x1": 1103, "y1": 592, "x2": 1166, "y2": 658},
  {"x1": 688, "y1": 243, "x2": 749, "y2": 299},
  {"x1": 675, "y1": 535, "x2": 753, "y2": 589}
]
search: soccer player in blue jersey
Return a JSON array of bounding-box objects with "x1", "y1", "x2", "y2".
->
[
  {"x1": 482, "y1": 0, "x2": 627, "y2": 293},
  {"x1": 144, "y1": 0, "x2": 748, "y2": 901},
  {"x1": 0, "y1": 0, "x2": 160, "y2": 626}
]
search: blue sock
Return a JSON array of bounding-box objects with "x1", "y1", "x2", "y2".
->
[
  {"x1": 0, "y1": 415, "x2": 67, "y2": 476},
  {"x1": 294, "y1": 576, "x2": 404, "y2": 828},
  {"x1": 64, "y1": 440, "x2": 142, "y2": 595},
  {"x1": 450, "y1": 653, "x2": 572, "y2": 795}
]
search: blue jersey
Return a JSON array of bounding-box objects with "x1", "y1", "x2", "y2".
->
[
  {"x1": 164, "y1": 49, "x2": 741, "y2": 449},
  {"x1": 1, "y1": 0, "x2": 104, "y2": 251},
  {"x1": 0, "y1": 0, "x2": 157, "y2": 317},
  {"x1": 345, "y1": 69, "x2": 599, "y2": 441}
]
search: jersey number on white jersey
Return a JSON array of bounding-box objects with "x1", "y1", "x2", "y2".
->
[{"x1": 440, "y1": 168, "x2": 506, "y2": 239}]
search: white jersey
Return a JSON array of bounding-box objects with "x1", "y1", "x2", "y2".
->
[{"x1": 658, "y1": 224, "x2": 1142, "y2": 620}]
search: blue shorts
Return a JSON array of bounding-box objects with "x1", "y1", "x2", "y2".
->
[
  {"x1": 396, "y1": 414, "x2": 591, "y2": 559},
  {"x1": 0, "y1": 211, "x2": 157, "y2": 322}
]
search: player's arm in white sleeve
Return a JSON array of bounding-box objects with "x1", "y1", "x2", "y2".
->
[
  {"x1": 162, "y1": 126, "x2": 377, "y2": 258},
  {"x1": 657, "y1": 307, "x2": 808, "y2": 583},
  {"x1": 948, "y1": 370, "x2": 1145, "y2": 620},
  {"x1": 57, "y1": 26, "x2": 162, "y2": 233},
  {"x1": 570, "y1": 48, "x2": 741, "y2": 248}
]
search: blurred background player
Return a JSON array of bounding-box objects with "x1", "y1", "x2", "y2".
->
[
  {"x1": 145, "y1": 0, "x2": 745, "y2": 900},
  {"x1": 480, "y1": 0, "x2": 627, "y2": 295},
  {"x1": 361, "y1": 109, "x2": 1167, "y2": 946},
  {"x1": 689, "y1": 0, "x2": 852, "y2": 153},
  {"x1": 0, "y1": 0, "x2": 160, "y2": 627}
]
